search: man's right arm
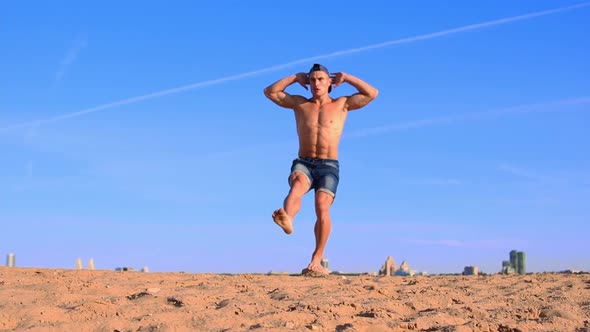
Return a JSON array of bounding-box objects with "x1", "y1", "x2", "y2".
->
[
  {"x1": 263, "y1": 73, "x2": 308, "y2": 109},
  {"x1": 332, "y1": 72, "x2": 379, "y2": 111}
]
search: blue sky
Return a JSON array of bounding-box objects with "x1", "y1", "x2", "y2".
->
[{"x1": 1, "y1": 1, "x2": 589, "y2": 274}]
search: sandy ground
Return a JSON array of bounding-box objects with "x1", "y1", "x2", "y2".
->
[{"x1": 0, "y1": 267, "x2": 589, "y2": 331}]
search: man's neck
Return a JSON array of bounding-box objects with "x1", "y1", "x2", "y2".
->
[{"x1": 310, "y1": 94, "x2": 332, "y2": 106}]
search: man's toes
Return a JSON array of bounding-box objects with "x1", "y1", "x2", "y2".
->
[{"x1": 310, "y1": 263, "x2": 323, "y2": 271}]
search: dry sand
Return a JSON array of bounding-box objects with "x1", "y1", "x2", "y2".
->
[{"x1": 1, "y1": 267, "x2": 589, "y2": 331}]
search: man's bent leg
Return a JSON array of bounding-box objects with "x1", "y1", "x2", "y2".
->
[
  {"x1": 272, "y1": 172, "x2": 310, "y2": 234},
  {"x1": 307, "y1": 191, "x2": 333, "y2": 272}
]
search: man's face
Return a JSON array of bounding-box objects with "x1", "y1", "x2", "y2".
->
[{"x1": 308, "y1": 71, "x2": 331, "y2": 96}]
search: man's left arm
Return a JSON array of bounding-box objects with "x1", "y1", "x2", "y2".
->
[{"x1": 333, "y1": 72, "x2": 379, "y2": 111}]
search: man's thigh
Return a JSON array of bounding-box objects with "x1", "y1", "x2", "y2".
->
[
  {"x1": 314, "y1": 163, "x2": 340, "y2": 198},
  {"x1": 289, "y1": 159, "x2": 312, "y2": 192}
]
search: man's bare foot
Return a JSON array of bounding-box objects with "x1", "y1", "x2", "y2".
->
[
  {"x1": 272, "y1": 208, "x2": 293, "y2": 234},
  {"x1": 302, "y1": 258, "x2": 329, "y2": 276},
  {"x1": 301, "y1": 267, "x2": 329, "y2": 277},
  {"x1": 306, "y1": 258, "x2": 328, "y2": 274}
]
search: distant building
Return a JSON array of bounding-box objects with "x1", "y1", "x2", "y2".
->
[
  {"x1": 87, "y1": 259, "x2": 95, "y2": 270},
  {"x1": 379, "y1": 256, "x2": 397, "y2": 276},
  {"x1": 502, "y1": 250, "x2": 526, "y2": 275},
  {"x1": 509, "y1": 250, "x2": 518, "y2": 271},
  {"x1": 560, "y1": 269, "x2": 585, "y2": 274},
  {"x1": 516, "y1": 251, "x2": 526, "y2": 274},
  {"x1": 115, "y1": 267, "x2": 135, "y2": 272},
  {"x1": 379, "y1": 256, "x2": 425, "y2": 276},
  {"x1": 463, "y1": 266, "x2": 479, "y2": 275},
  {"x1": 6, "y1": 253, "x2": 15, "y2": 267},
  {"x1": 394, "y1": 261, "x2": 415, "y2": 276},
  {"x1": 502, "y1": 260, "x2": 516, "y2": 274},
  {"x1": 75, "y1": 258, "x2": 83, "y2": 270}
]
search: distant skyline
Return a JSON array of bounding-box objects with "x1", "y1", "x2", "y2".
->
[{"x1": 1, "y1": 1, "x2": 589, "y2": 274}]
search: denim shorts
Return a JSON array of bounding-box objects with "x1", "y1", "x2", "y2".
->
[{"x1": 289, "y1": 157, "x2": 340, "y2": 198}]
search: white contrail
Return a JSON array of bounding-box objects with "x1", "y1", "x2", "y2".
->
[
  {"x1": 345, "y1": 97, "x2": 590, "y2": 138},
  {"x1": 1, "y1": 2, "x2": 588, "y2": 133}
]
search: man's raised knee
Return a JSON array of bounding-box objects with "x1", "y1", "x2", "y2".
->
[{"x1": 289, "y1": 172, "x2": 311, "y2": 193}]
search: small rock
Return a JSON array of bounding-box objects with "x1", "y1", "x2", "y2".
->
[
  {"x1": 127, "y1": 291, "x2": 151, "y2": 300},
  {"x1": 335, "y1": 323, "x2": 355, "y2": 331},
  {"x1": 357, "y1": 311, "x2": 377, "y2": 318},
  {"x1": 216, "y1": 299, "x2": 230, "y2": 309},
  {"x1": 539, "y1": 309, "x2": 574, "y2": 320},
  {"x1": 167, "y1": 297, "x2": 184, "y2": 307}
]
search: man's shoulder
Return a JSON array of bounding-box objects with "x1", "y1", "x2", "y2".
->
[
  {"x1": 331, "y1": 96, "x2": 349, "y2": 109},
  {"x1": 292, "y1": 96, "x2": 312, "y2": 108},
  {"x1": 292, "y1": 95, "x2": 310, "y2": 104}
]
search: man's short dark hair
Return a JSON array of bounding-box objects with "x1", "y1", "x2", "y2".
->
[{"x1": 309, "y1": 63, "x2": 332, "y2": 93}]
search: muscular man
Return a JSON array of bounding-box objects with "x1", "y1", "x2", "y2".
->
[{"x1": 263, "y1": 63, "x2": 378, "y2": 274}]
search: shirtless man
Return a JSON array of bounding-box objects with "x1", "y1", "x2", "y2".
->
[{"x1": 263, "y1": 63, "x2": 378, "y2": 274}]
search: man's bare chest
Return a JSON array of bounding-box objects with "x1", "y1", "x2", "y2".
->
[{"x1": 297, "y1": 106, "x2": 346, "y2": 126}]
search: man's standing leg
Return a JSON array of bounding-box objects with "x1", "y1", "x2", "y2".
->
[
  {"x1": 307, "y1": 191, "x2": 333, "y2": 272},
  {"x1": 272, "y1": 172, "x2": 310, "y2": 234}
]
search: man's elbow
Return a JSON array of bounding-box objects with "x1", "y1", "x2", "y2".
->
[{"x1": 369, "y1": 88, "x2": 379, "y2": 100}]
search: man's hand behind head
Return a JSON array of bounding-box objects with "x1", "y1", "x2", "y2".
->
[
  {"x1": 331, "y1": 72, "x2": 346, "y2": 89},
  {"x1": 295, "y1": 72, "x2": 309, "y2": 90}
]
